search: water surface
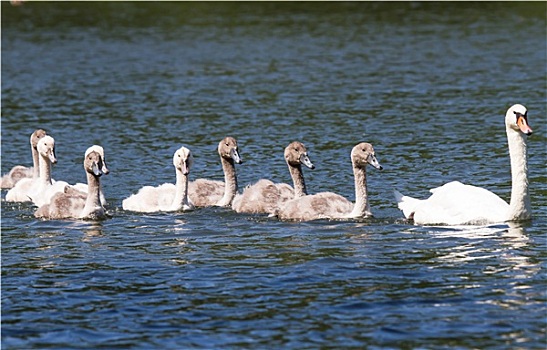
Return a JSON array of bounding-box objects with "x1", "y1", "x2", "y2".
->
[{"x1": 2, "y1": 2, "x2": 546, "y2": 349}]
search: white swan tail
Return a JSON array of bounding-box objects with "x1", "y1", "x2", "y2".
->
[{"x1": 394, "y1": 190, "x2": 421, "y2": 219}]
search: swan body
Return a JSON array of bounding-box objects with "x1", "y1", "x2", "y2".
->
[
  {"x1": 35, "y1": 146, "x2": 109, "y2": 220},
  {"x1": 1, "y1": 166, "x2": 34, "y2": 190},
  {"x1": 6, "y1": 134, "x2": 67, "y2": 204},
  {"x1": 23, "y1": 136, "x2": 69, "y2": 207},
  {"x1": 0, "y1": 129, "x2": 46, "y2": 191},
  {"x1": 276, "y1": 142, "x2": 382, "y2": 221},
  {"x1": 395, "y1": 104, "x2": 533, "y2": 225},
  {"x1": 232, "y1": 141, "x2": 315, "y2": 214},
  {"x1": 122, "y1": 146, "x2": 195, "y2": 213},
  {"x1": 188, "y1": 137, "x2": 243, "y2": 207}
]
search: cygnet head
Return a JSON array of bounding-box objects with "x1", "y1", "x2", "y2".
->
[
  {"x1": 218, "y1": 136, "x2": 243, "y2": 164},
  {"x1": 505, "y1": 104, "x2": 533, "y2": 136},
  {"x1": 173, "y1": 146, "x2": 193, "y2": 175},
  {"x1": 84, "y1": 150, "x2": 107, "y2": 177},
  {"x1": 85, "y1": 145, "x2": 109, "y2": 174},
  {"x1": 351, "y1": 142, "x2": 383, "y2": 170},
  {"x1": 37, "y1": 135, "x2": 57, "y2": 164},
  {"x1": 30, "y1": 129, "x2": 47, "y2": 149},
  {"x1": 284, "y1": 141, "x2": 315, "y2": 169}
]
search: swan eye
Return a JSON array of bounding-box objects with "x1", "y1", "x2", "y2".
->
[{"x1": 513, "y1": 111, "x2": 527, "y2": 121}]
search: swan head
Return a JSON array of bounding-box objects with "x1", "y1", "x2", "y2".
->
[
  {"x1": 218, "y1": 136, "x2": 243, "y2": 164},
  {"x1": 351, "y1": 142, "x2": 383, "y2": 170},
  {"x1": 37, "y1": 135, "x2": 57, "y2": 164},
  {"x1": 285, "y1": 141, "x2": 315, "y2": 169},
  {"x1": 506, "y1": 104, "x2": 533, "y2": 136},
  {"x1": 30, "y1": 129, "x2": 47, "y2": 149},
  {"x1": 85, "y1": 145, "x2": 109, "y2": 174},
  {"x1": 84, "y1": 150, "x2": 107, "y2": 177},
  {"x1": 173, "y1": 146, "x2": 193, "y2": 176}
]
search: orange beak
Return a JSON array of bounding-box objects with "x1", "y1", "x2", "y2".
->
[{"x1": 517, "y1": 116, "x2": 533, "y2": 135}]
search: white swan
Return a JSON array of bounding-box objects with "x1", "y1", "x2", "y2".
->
[
  {"x1": 35, "y1": 146, "x2": 110, "y2": 220},
  {"x1": 122, "y1": 146, "x2": 195, "y2": 213},
  {"x1": 2, "y1": 129, "x2": 47, "y2": 190},
  {"x1": 276, "y1": 142, "x2": 383, "y2": 221},
  {"x1": 232, "y1": 141, "x2": 315, "y2": 214},
  {"x1": 72, "y1": 145, "x2": 108, "y2": 206},
  {"x1": 188, "y1": 136, "x2": 243, "y2": 207},
  {"x1": 24, "y1": 135, "x2": 69, "y2": 207},
  {"x1": 395, "y1": 104, "x2": 533, "y2": 225},
  {"x1": 6, "y1": 134, "x2": 65, "y2": 203}
]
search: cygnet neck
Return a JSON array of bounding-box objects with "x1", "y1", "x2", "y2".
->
[
  {"x1": 288, "y1": 163, "x2": 308, "y2": 198},
  {"x1": 172, "y1": 168, "x2": 190, "y2": 210},
  {"x1": 217, "y1": 157, "x2": 238, "y2": 206},
  {"x1": 348, "y1": 164, "x2": 371, "y2": 218},
  {"x1": 81, "y1": 171, "x2": 103, "y2": 218}
]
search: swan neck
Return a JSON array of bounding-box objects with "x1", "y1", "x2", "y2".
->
[
  {"x1": 38, "y1": 153, "x2": 52, "y2": 185},
  {"x1": 218, "y1": 157, "x2": 237, "y2": 206},
  {"x1": 288, "y1": 163, "x2": 307, "y2": 198},
  {"x1": 81, "y1": 172, "x2": 102, "y2": 218},
  {"x1": 349, "y1": 165, "x2": 370, "y2": 218},
  {"x1": 172, "y1": 169, "x2": 190, "y2": 209},
  {"x1": 31, "y1": 146, "x2": 40, "y2": 179},
  {"x1": 506, "y1": 127, "x2": 531, "y2": 220}
]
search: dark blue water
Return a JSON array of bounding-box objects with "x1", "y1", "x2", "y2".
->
[{"x1": 2, "y1": 2, "x2": 546, "y2": 349}]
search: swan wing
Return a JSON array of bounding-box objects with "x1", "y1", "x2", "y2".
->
[
  {"x1": 232, "y1": 179, "x2": 283, "y2": 214},
  {"x1": 188, "y1": 179, "x2": 224, "y2": 207},
  {"x1": 122, "y1": 183, "x2": 176, "y2": 212},
  {"x1": 278, "y1": 192, "x2": 353, "y2": 221},
  {"x1": 413, "y1": 181, "x2": 509, "y2": 225}
]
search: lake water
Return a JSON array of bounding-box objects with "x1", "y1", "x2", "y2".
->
[{"x1": 1, "y1": 2, "x2": 546, "y2": 349}]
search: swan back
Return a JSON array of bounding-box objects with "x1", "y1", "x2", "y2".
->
[{"x1": 0, "y1": 166, "x2": 33, "y2": 189}]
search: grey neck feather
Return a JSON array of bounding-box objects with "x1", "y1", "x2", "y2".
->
[
  {"x1": 31, "y1": 146, "x2": 40, "y2": 179},
  {"x1": 217, "y1": 157, "x2": 237, "y2": 206},
  {"x1": 348, "y1": 165, "x2": 370, "y2": 218},
  {"x1": 81, "y1": 171, "x2": 103, "y2": 218},
  {"x1": 38, "y1": 153, "x2": 53, "y2": 186},
  {"x1": 288, "y1": 163, "x2": 307, "y2": 198}
]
